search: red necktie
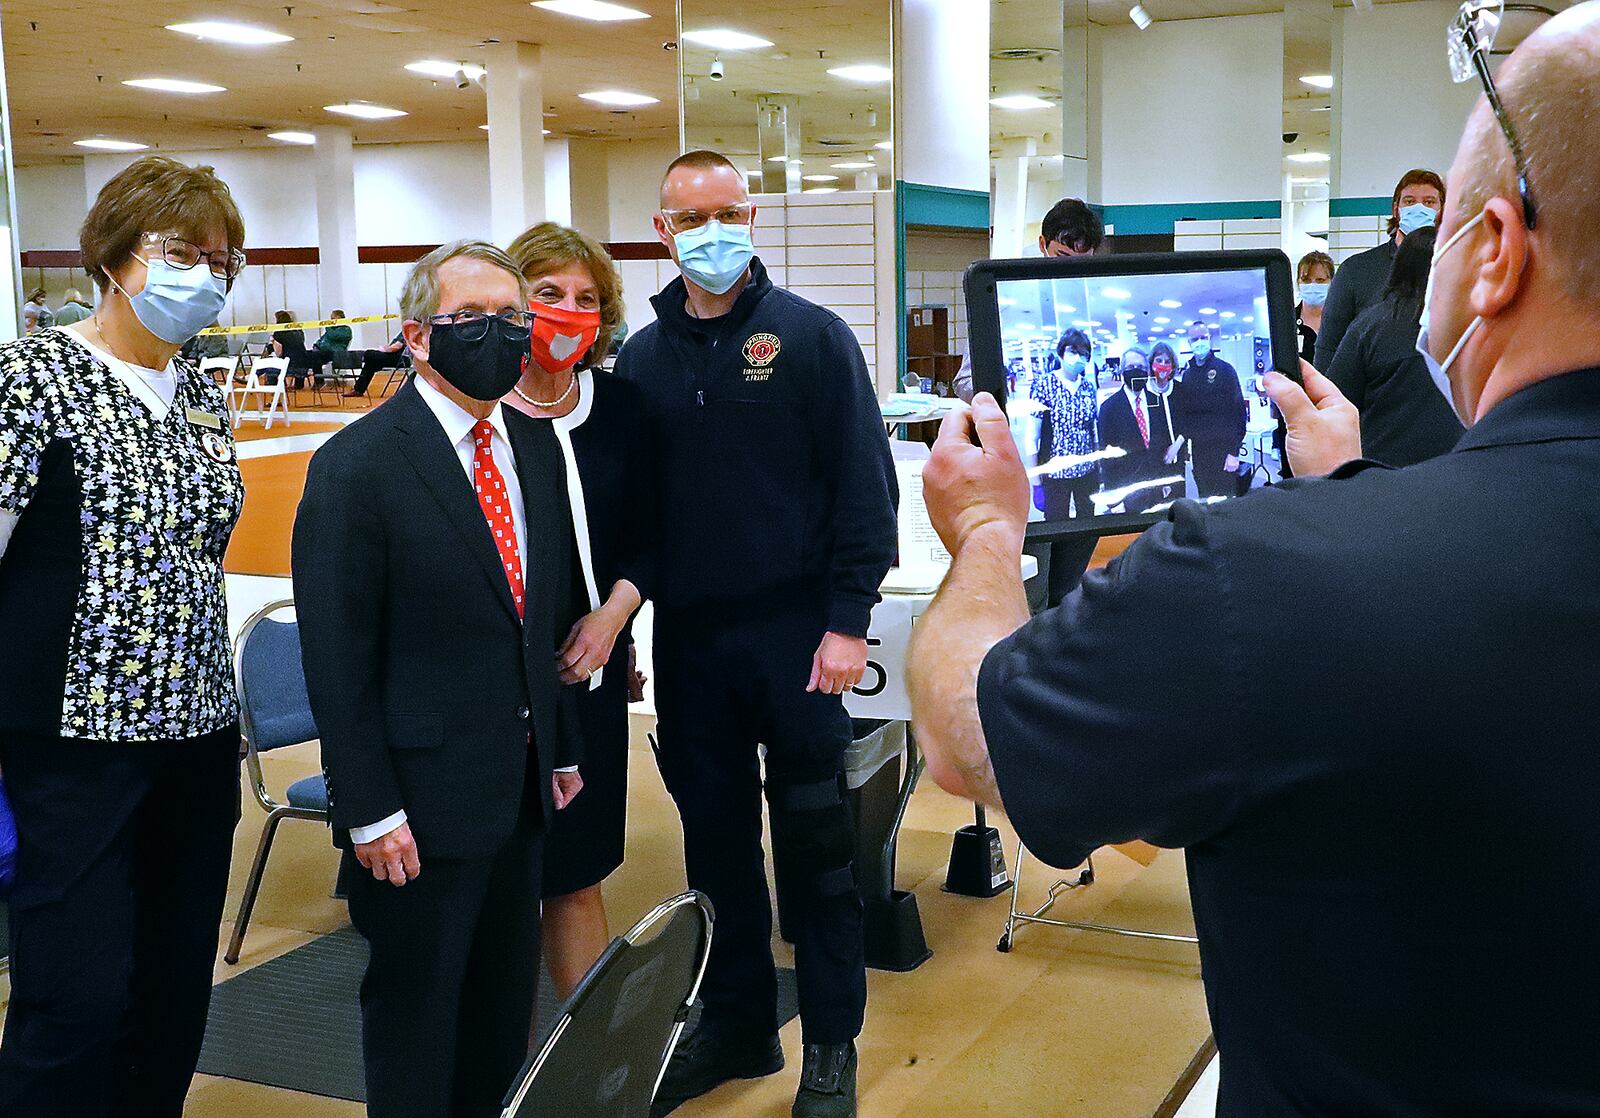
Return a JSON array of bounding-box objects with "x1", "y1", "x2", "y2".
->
[
  {"x1": 471, "y1": 420, "x2": 524, "y2": 617},
  {"x1": 1135, "y1": 393, "x2": 1149, "y2": 448}
]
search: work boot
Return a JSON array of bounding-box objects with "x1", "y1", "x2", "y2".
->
[
  {"x1": 650, "y1": 1018, "x2": 783, "y2": 1116},
  {"x1": 791, "y1": 1042, "x2": 857, "y2": 1118}
]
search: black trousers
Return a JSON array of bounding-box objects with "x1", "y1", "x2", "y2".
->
[
  {"x1": 1192, "y1": 444, "x2": 1237, "y2": 498},
  {"x1": 654, "y1": 607, "x2": 865, "y2": 1046},
  {"x1": 353, "y1": 351, "x2": 407, "y2": 395},
  {"x1": 345, "y1": 803, "x2": 544, "y2": 1118},
  {"x1": 0, "y1": 725, "x2": 240, "y2": 1118}
]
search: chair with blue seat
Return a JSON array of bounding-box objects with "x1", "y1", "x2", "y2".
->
[{"x1": 225, "y1": 598, "x2": 329, "y2": 966}]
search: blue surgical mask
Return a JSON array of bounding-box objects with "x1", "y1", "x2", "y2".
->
[
  {"x1": 111, "y1": 255, "x2": 229, "y2": 344},
  {"x1": 1416, "y1": 210, "x2": 1485, "y2": 421},
  {"x1": 1191, "y1": 338, "x2": 1212, "y2": 360},
  {"x1": 671, "y1": 220, "x2": 755, "y2": 296},
  {"x1": 1397, "y1": 203, "x2": 1438, "y2": 236},
  {"x1": 1299, "y1": 282, "x2": 1329, "y2": 308}
]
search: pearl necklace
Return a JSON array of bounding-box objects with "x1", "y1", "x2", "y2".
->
[{"x1": 514, "y1": 370, "x2": 577, "y2": 409}]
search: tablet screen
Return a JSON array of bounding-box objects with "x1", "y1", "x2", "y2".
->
[{"x1": 989, "y1": 264, "x2": 1282, "y2": 524}]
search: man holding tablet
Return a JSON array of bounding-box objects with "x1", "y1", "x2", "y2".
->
[{"x1": 909, "y1": 3, "x2": 1600, "y2": 1112}]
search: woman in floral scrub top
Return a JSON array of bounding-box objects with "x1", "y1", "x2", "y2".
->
[{"x1": 0, "y1": 156, "x2": 248, "y2": 1118}]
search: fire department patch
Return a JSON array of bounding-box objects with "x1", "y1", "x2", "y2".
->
[{"x1": 743, "y1": 333, "x2": 781, "y2": 367}]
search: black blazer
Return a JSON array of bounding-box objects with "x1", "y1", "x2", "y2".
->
[
  {"x1": 1098, "y1": 389, "x2": 1169, "y2": 491},
  {"x1": 292, "y1": 381, "x2": 583, "y2": 859}
]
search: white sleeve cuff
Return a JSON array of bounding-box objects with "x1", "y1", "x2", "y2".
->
[
  {"x1": 350, "y1": 810, "x2": 407, "y2": 846},
  {"x1": 554, "y1": 766, "x2": 579, "y2": 773}
]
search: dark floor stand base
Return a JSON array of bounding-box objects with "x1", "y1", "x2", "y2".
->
[
  {"x1": 942, "y1": 807, "x2": 1011, "y2": 898},
  {"x1": 863, "y1": 889, "x2": 931, "y2": 972}
]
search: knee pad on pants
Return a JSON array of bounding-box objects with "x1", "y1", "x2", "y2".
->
[{"x1": 766, "y1": 773, "x2": 856, "y2": 900}]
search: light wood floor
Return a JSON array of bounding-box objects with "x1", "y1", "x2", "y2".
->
[{"x1": 0, "y1": 427, "x2": 1212, "y2": 1116}]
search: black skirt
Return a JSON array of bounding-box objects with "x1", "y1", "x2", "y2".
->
[{"x1": 540, "y1": 637, "x2": 630, "y2": 898}]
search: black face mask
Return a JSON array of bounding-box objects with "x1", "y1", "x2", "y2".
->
[
  {"x1": 1123, "y1": 371, "x2": 1149, "y2": 392},
  {"x1": 424, "y1": 317, "x2": 530, "y2": 402}
]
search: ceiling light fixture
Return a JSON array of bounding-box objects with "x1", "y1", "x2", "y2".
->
[
  {"x1": 406, "y1": 60, "x2": 486, "y2": 80},
  {"x1": 268, "y1": 131, "x2": 316, "y2": 145},
  {"x1": 74, "y1": 138, "x2": 149, "y2": 151},
  {"x1": 875, "y1": 140, "x2": 893, "y2": 151},
  {"x1": 325, "y1": 102, "x2": 408, "y2": 119},
  {"x1": 1101, "y1": 287, "x2": 1132, "y2": 299},
  {"x1": 831, "y1": 161, "x2": 875, "y2": 170},
  {"x1": 579, "y1": 90, "x2": 661, "y2": 107},
  {"x1": 165, "y1": 21, "x2": 292, "y2": 45},
  {"x1": 1198, "y1": 306, "x2": 1218, "y2": 315},
  {"x1": 1159, "y1": 299, "x2": 1182, "y2": 309},
  {"x1": 1286, "y1": 151, "x2": 1331, "y2": 163},
  {"x1": 1300, "y1": 74, "x2": 1334, "y2": 89},
  {"x1": 989, "y1": 94, "x2": 1054, "y2": 110},
  {"x1": 123, "y1": 78, "x2": 227, "y2": 94},
  {"x1": 682, "y1": 29, "x2": 773, "y2": 50},
  {"x1": 803, "y1": 174, "x2": 839, "y2": 183},
  {"x1": 1130, "y1": 4, "x2": 1154, "y2": 30},
  {"x1": 827, "y1": 64, "x2": 893, "y2": 83},
  {"x1": 531, "y1": 0, "x2": 649, "y2": 21}
]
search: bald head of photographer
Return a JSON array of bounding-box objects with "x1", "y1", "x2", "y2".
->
[{"x1": 907, "y1": 4, "x2": 1600, "y2": 1114}]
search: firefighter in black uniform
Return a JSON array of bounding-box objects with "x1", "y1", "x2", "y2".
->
[
  {"x1": 619, "y1": 150, "x2": 898, "y2": 1118},
  {"x1": 1177, "y1": 322, "x2": 1247, "y2": 497}
]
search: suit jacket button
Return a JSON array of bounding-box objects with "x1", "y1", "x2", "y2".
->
[{"x1": 517, "y1": 706, "x2": 530, "y2": 720}]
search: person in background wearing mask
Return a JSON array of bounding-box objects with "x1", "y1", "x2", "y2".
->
[
  {"x1": 953, "y1": 197, "x2": 1104, "y2": 404},
  {"x1": 1178, "y1": 323, "x2": 1246, "y2": 497},
  {"x1": 1276, "y1": 251, "x2": 1336, "y2": 478},
  {"x1": 1325, "y1": 227, "x2": 1464, "y2": 466},
  {"x1": 51, "y1": 288, "x2": 93, "y2": 327},
  {"x1": 0, "y1": 156, "x2": 247, "y2": 1117},
  {"x1": 907, "y1": 5, "x2": 1600, "y2": 1111},
  {"x1": 21, "y1": 289, "x2": 53, "y2": 334},
  {"x1": 1030, "y1": 328, "x2": 1100, "y2": 522},
  {"x1": 1314, "y1": 169, "x2": 1445, "y2": 370},
  {"x1": 620, "y1": 150, "x2": 897, "y2": 1118},
  {"x1": 1098, "y1": 347, "x2": 1179, "y2": 509},
  {"x1": 1147, "y1": 341, "x2": 1187, "y2": 502},
  {"x1": 504, "y1": 222, "x2": 653, "y2": 1005},
  {"x1": 293, "y1": 240, "x2": 584, "y2": 1118}
]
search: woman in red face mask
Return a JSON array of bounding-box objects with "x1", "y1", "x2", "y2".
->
[{"x1": 505, "y1": 222, "x2": 654, "y2": 1009}]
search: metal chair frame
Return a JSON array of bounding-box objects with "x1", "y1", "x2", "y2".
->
[
  {"x1": 500, "y1": 891, "x2": 715, "y2": 1118},
  {"x1": 225, "y1": 599, "x2": 328, "y2": 965},
  {"x1": 313, "y1": 350, "x2": 367, "y2": 409},
  {"x1": 997, "y1": 839, "x2": 1199, "y2": 953}
]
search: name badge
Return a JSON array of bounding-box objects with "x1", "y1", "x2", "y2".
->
[{"x1": 185, "y1": 407, "x2": 223, "y2": 431}]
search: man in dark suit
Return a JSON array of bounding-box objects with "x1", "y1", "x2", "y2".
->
[
  {"x1": 293, "y1": 240, "x2": 583, "y2": 1118},
  {"x1": 1096, "y1": 347, "x2": 1172, "y2": 507},
  {"x1": 909, "y1": 9, "x2": 1600, "y2": 1112}
]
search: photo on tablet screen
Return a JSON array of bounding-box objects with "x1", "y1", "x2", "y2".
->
[{"x1": 969, "y1": 255, "x2": 1295, "y2": 535}]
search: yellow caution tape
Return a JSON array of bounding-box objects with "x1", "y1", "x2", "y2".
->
[{"x1": 198, "y1": 312, "x2": 399, "y2": 336}]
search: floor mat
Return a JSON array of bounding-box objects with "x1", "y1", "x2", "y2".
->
[{"x1": 198, "y1": 926, "x2": 799, "y2": 1102}]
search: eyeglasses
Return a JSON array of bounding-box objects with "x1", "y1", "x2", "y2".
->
[
  {"x1": 1448, "y1": 0, "x2": 1552, "y2": 228},
  {"x1": 141, "y1": 232, "x2": 247, "y2": 283},
  {"x1": 659, "y1": 203, "x2": 755, "y2": 235},
  {"x1": 427, "y1": 309, "x2": 533, "y2": 341}
]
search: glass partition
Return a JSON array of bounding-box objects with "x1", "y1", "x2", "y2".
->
[{"x1": 676, "y1": 2, "x2": 892, "y2": 195}]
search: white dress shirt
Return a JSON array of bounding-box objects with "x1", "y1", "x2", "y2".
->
[{"x1": 351, "y1": 376, "x2": 533, "y2": 845}]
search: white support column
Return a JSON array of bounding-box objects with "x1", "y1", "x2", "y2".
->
[
  {"x1": 486, "y1": 41, "x2": 547, "y2": 247},
  {"x1": 312, "y1": 124, "x2": 359, "y2": 319},
  {"x1": 991, "y1": 137, "x2": 1037, "y2": 257},
  {"x1": 895, "y1": 0, "x2": 990, "y2": 192}
]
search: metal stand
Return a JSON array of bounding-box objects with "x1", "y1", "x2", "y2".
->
[{"x1": 996, "y1": 838, "x2": 1199, "y2": 952}]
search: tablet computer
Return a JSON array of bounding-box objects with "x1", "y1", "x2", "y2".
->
[{"x1": 964, "y1": 250, "x2": 1299, "y2": 540}]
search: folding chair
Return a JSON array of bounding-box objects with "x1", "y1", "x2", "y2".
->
[
  {"x1": 996, "y1": 841, "x2": 1199, "y2": 953},
  {"x1": 197, "y1": 355, "x2": 238, "y2": 416},
  {"x1": 311, "y1": 350, "x2": 363, "y2": 408},
  {"x1": 225, "y1": 599, "x2": 330, "y2": 965},
  {"x1": 233, "y1": 356, "x2": 292, "y2": 429},
  {"x1": 499, "y1": 891, "x2": 714, "y2": 1118},
  {"x1": 379, "y1": 354, "x2": 411, "y2": 398}
]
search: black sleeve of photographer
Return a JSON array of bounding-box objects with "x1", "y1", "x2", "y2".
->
[
  {"x1": 813, "y1": 317, "x2": 899, "y2": 638},
  {"x1": 974, "y1": 502, "x2": 1253, "y2": 869}
]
